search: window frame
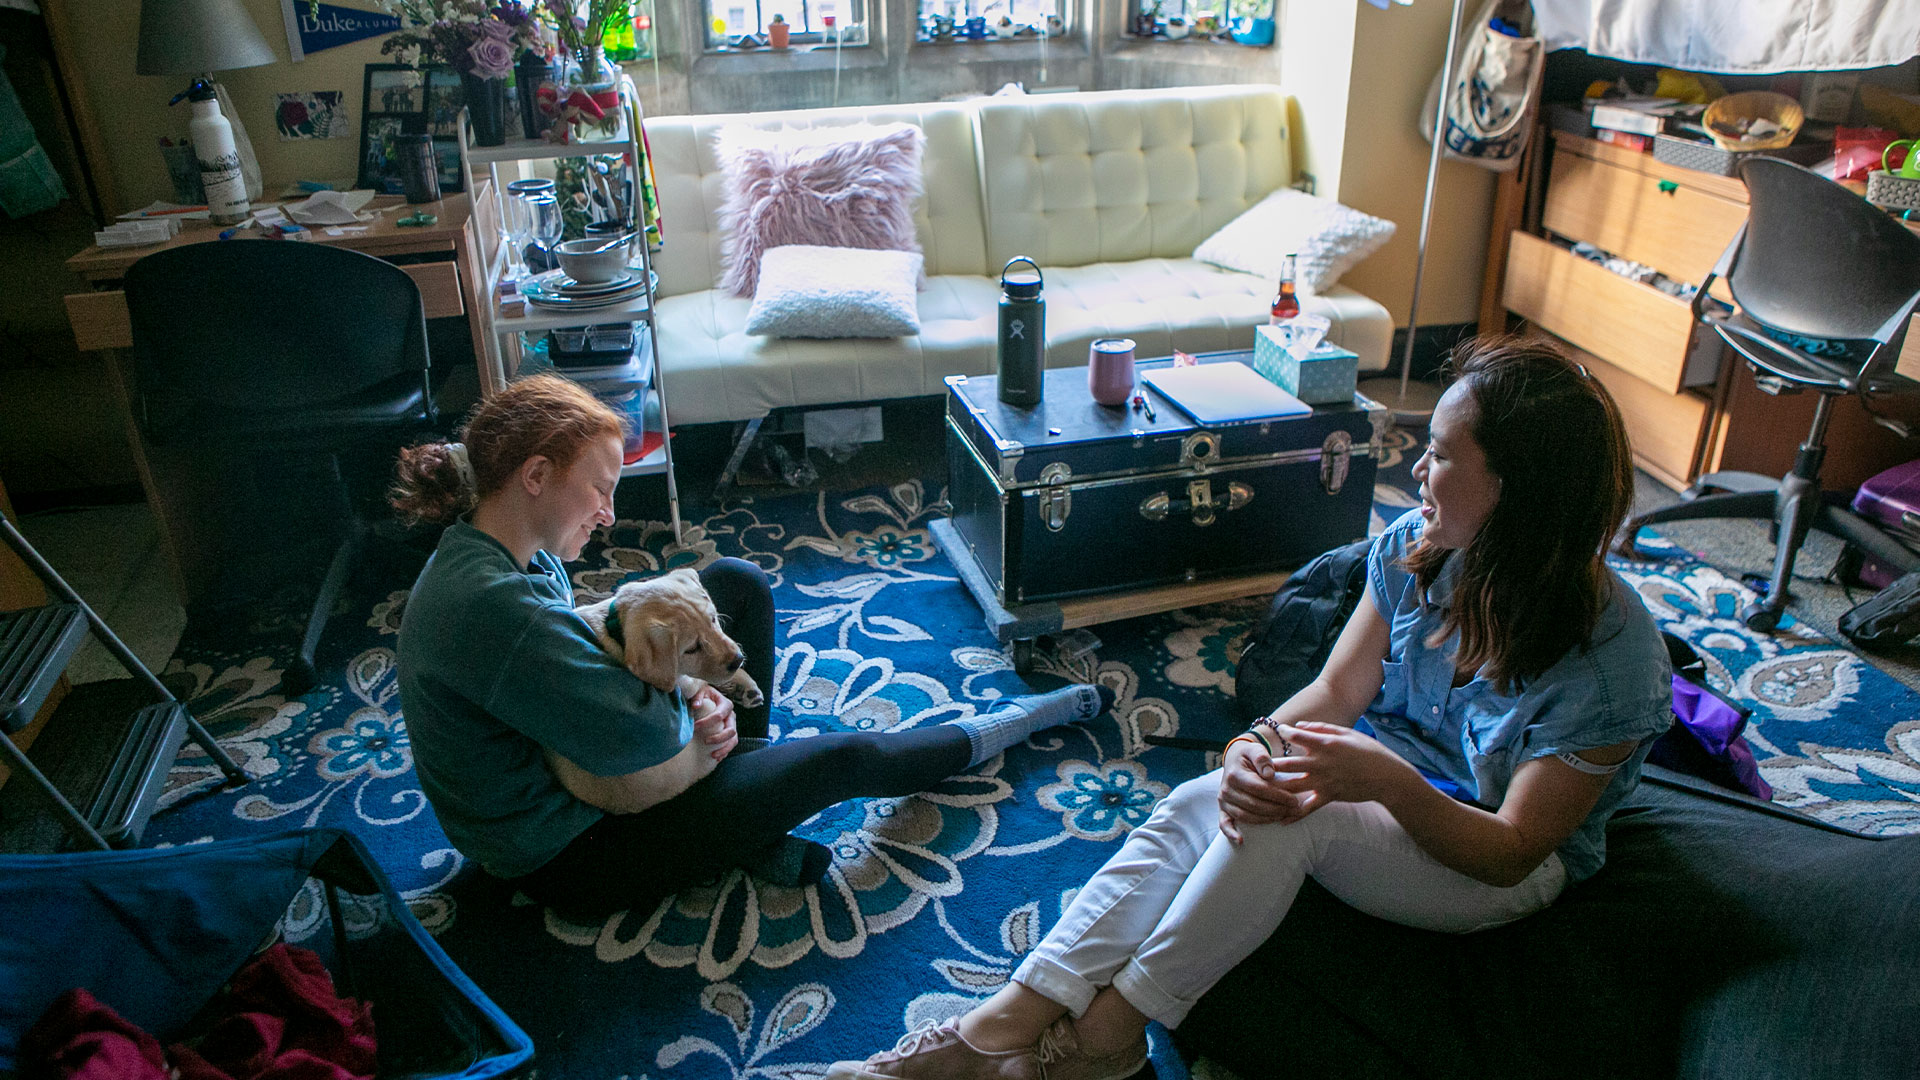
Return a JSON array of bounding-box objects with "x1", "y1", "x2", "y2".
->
[
  {"x1": 1124, "y1": 0, "x2": 1277, "y2": 42},
  {"x1": 912, "y1": 0, "x2": 1068, "y2": 43},
  {"x1": 704, "y1": 0, "x2": 869, "y2": 50}
]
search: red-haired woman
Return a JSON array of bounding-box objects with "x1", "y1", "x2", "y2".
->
[{"x1": 391, "y1": 374, "x2": 1112, "y2": 916}]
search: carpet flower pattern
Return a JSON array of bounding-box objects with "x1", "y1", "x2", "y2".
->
[{"x1": 143, "y1": 448, "x2": 1918, "y2": 1078}]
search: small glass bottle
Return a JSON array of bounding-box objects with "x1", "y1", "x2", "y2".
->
[{"x1": 1269, "y1": 253, "x2": 1301, "y2": 324}]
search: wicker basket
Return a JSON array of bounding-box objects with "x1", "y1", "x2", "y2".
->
[
  {"x1": 1703, "y1": 91, "x2": 1804, "y2": 152},
  {"x1": 1652, "y1": 134, "x2": 1830, "y2": 177},
  {"x1": 1867, "y1": 169, "x2": 1920, "y2": 211}
]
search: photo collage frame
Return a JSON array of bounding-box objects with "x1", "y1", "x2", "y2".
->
[{"x1": 358, "y1": 64, "x2": 468, "y2": 196}]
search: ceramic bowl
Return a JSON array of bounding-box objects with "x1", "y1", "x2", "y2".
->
[{"x1": 555, "y1": 236, "x2": 631, "y2": 283}]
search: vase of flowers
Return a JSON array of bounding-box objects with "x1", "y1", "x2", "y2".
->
[
  {"x1": 543, "y1": 0, "x2": 629, "y2": 138},
  {"x1": 378, "y1": 1, "x2": 550, "y2": 145}
]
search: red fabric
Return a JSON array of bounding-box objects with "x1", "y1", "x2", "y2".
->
[
  {"x1": 20, "y1": 946, "x2": 375, "y2": 1080},
  {"x1": 18, "y1": 988, "x2": 170, "y2": 1080}
]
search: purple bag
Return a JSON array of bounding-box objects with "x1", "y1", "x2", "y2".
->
[{"x1": 1650, "y1": 672, "x2": 1773, "y2": 801}]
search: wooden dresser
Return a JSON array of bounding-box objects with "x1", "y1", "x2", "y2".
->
[{"x1": 1488, "y1": 131, "x2": 1920, "y2": 493}]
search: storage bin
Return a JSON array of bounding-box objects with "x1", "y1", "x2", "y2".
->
[
  {"x1": 1651, "y1": 134, "x2": 1828, "y2": 178},
  {"x1": 0, "y1": 829, "x2": 532, "y2": 1079}
]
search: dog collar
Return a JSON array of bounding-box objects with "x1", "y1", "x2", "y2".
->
[{"x1": 603, "y1": 601, "x2": 625, "y2": 648}]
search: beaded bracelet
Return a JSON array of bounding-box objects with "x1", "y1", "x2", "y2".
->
[{"x1": 1250, "y1": 715, "x2": 1293, "y2": 756}]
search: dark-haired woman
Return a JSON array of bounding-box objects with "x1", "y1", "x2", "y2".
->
[
  {"x1": 390, "y1": 373, "x2": 1112, "y2": 918},
  {"x1": 828, "y1": 337, "x2": 1674, "y2": 1080}
]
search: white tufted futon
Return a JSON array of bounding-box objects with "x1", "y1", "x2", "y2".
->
[{"x1": 642, "y1": 84, "x2": 1395, "y2": 426}]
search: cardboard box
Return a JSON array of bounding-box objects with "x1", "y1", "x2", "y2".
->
[{"x1": 1253, "y1": 327, "x2": 1358, "y2": 405}]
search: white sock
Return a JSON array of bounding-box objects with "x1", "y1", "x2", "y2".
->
[{"x1": 948, "y1": 685, "x2": 1109, "y2": 766}]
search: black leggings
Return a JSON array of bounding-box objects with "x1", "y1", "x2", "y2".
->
[{"x1": 510, "y1": 558, "x2": 972, "y2": 915}]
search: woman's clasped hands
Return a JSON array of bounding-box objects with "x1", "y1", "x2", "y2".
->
[
  {"x1": 688, "y1": 683, "x2": 739, "y2": 761},
  {"x1": 1217, "y1": 721, "x2": 1419, "y2": 844}
]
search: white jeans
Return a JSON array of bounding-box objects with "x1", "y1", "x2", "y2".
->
[{"x1": 1012, "y1": 769, "x2": 1567, "y2": 1027}]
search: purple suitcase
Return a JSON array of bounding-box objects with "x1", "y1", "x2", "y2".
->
[{"x1": 1850, "y1": 460, "x2": 1920, "y2": 587}]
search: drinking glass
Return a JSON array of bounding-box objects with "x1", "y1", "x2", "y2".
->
[{"x1": 526, "y1": 193, "x2": 563, "y2": 270}]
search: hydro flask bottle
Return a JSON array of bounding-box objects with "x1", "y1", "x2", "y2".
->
[{"x1": 997, "y1": 256, "x2": 1045, "y2": 407}]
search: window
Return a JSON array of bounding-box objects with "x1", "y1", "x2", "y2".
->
[
  {"x1": 1128, "y1": 0, "x2": 1275, "y2": 40},
  {"x1": 915, "y1": 0, "x2": 1064, "y2": 41},
  {"x1": 708, "y1": 0, "x2": 867, "y2": 47}
]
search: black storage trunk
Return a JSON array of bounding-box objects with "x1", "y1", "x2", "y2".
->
[{"x1": 945, "y1": 360, "x2": 1388, "y2": 607}]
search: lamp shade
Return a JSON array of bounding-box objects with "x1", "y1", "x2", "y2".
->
[{"x1": 136, "y1": 0, "x2": 278, "y2": 76}]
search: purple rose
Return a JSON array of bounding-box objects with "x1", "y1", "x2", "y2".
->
[
  {"x1": 468, "y1": 34, "x2": 515, "y2": 79},
  {"x1": 479, "y1": 17, "x2": 514, "y2": 42}
]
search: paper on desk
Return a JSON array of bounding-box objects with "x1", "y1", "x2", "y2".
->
[
  {"x1": 117, "y1": 201, "x2": 211, "y2": 220},
  {"x1": 285, "y1": 189, "x2": 376, "y2": 226}
]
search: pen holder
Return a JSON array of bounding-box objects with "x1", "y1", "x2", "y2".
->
[{"x1": 160, "y1": 143, "x2": 204, "y2": 205}]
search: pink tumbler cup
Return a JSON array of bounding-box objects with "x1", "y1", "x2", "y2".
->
[{"x1": 1089, "y1": 337, "x2": 1136, "y2": 406}]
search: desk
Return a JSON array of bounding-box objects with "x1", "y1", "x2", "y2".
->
[
  {"x1": 57, "y1": 189, "x2": 504, "y2": 605},
  {"x1": 63, "y1": 190, "x2": 500, "y2": 393}
]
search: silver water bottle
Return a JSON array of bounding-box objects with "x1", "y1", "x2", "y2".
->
[{"x1": 997, "y1": 256, "x2": 1045, "y2": 407}]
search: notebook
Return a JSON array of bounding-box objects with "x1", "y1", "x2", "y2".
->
[{"x1": 1141, "y1": 361, "x2": 1312, "y2": 426}]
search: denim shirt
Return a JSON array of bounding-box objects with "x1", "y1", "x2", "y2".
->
[{"x1": 1366, "y1": 511, "x2": 1673, "y2": 882}]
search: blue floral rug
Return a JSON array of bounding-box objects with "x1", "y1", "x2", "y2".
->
[{"x1": 147, "y1": 426, "x2": 1920, "y2": 1078}]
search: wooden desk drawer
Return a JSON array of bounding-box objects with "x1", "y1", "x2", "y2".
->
[
  {"x1": 1542, "y1": 148, "x2": 1747, "y2": 286},
  {"x1": 403, "y1": 261, "x2": 464, "y2": 319},
  {"x1": 1504, "y1": 231, "x2": 1713, "y2": 394},
  {"x1": 65, "y1": 260, "x2": 464, "y2": 352},
  {"x1": 1569, "y1": 343, "x2": 1710, "y2": 490}
]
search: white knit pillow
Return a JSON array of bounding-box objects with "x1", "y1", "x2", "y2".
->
[
  {"x1": 745, "y1": 245, "x2": 923, "y2": 338},
  {"x1": 1192, "y1": 189, "x2": 1397, "y2": 294}
]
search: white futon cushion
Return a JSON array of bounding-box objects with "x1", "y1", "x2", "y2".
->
[
  {"x1": 745, "y1": 245, "x2": 925, "y2": 338},
  {"x1": 1192, "y1": 189, "x2": 1397, "y2": 294}
]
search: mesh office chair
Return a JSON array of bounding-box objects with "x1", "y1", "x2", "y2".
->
[
  {"x1": 124, "y1": 241, "x2": 438, "y2": 692},
  {"x1": 1623, "y1": 158, "x2": 1920, "y2": 632}
]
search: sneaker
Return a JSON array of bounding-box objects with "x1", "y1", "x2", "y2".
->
[
  {"x1": 823, "y1": 1019, "x2": 1042, "y2": 1080},
  {"x1": 1034, "y1": 1018, "x2": 1150, "y2": 1080}
]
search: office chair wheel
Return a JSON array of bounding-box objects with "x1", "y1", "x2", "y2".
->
[
  {"x1": 281, "y1": 657, "x2": 317, "y2": 697},
  {"x1": 1740, "y1": 601, "x2": 1783, "y2": 634}
]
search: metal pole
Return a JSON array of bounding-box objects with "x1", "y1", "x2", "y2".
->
[
  {"x1": 1402, "y1": 0, "x2": 1468, "y2": 402},
  {"x1": 1359, "y1": 0, "x2": 1468, "y2": 424}
]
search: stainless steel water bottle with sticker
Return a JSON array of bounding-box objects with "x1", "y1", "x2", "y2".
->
[{"x1": 997, "y1": 256, "x2": 1045, "y2": 407}]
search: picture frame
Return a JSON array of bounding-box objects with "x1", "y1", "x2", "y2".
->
[{"x1": 358, "y1": 63, "x2": 467, "y2": 195}]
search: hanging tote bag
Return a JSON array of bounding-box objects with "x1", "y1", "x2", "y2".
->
[{"x1": 1418, "y1": 0, "x2": 1544, "y2": 173}]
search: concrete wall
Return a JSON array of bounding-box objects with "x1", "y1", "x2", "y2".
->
[{"x1": 58, "y1": 0, "x2": 1490, "y2": 326}]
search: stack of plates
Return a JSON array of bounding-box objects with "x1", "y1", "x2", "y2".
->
[{"x1": 522, "y1": 268, "x2": 657, "y2": 311}]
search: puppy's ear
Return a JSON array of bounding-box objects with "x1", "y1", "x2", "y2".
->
[
  {"x1": 666, "y1": 567, "x2": 701, "y2": 589},
  {"x1": 624, "y1": 613, "x2": 681, "y2": 691}
]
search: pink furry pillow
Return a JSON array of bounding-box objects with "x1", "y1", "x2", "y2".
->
[{"x1": 714, "y1": 122, "x2": 926, "y2": 297}]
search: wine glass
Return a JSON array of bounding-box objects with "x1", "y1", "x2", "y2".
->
[
  {"x1": 504, "y1": 178, "x2": 554, "y2": 280},
  {"x1": 502, "y1": 192, "x2": 532, "y2": 281}
]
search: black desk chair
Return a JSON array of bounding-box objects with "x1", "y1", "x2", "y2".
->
[
  {"x1": 124, "y1": 241, "x2": 438, "y2": 693},
  {"x1": 1624, "y1": 158, "x2": 1920, "y2": 632}
]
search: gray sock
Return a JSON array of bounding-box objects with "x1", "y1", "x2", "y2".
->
[{"x1": 948, "y1": 684, "x2": 1113, "y2": 766}]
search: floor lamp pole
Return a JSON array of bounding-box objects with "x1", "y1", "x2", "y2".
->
[{"x1": 1359, "y1": 0, "x2": 1468, "y2": 425}]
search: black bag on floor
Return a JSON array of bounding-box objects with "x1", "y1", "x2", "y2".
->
[
  {"x1": 1233, "y1": 538, "x2": 1372, "y2": 723},
  {"x1": 1839, "y1": 569, "x2": 1920, "y2": 649}
]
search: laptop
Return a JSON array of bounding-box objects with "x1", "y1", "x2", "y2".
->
[{"x1": 1141, "y1": 361, "x2": 1311, "y2": 426}]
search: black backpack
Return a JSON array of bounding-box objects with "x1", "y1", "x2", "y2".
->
[
  {"x1": 1839, "y1": 569, "x2": 1920, "y2": 650},
  {"x1": 1233, "y1": 538, "x2": 1372, "y2": 723}
]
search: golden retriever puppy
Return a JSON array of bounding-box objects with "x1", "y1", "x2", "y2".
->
[{"x1": 551, "y1": 569, "x2": 766, "y2": 814}]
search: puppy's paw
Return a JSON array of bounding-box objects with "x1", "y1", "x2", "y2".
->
[{"x1": 723, "y1": 674, "x2": 766, "y2": 709}]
